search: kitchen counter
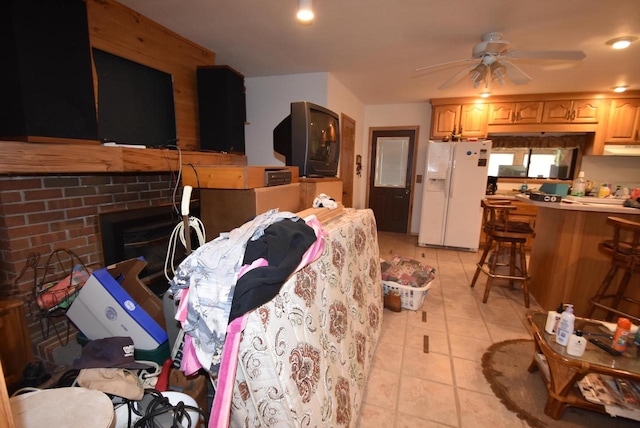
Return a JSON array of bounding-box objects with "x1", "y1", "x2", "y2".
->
[
  {"x1": 517, "y1": 194, "x2": 640, "y2": 317},
  {"x1": 515, "y1": 194, "x2": 640, "y2": 215}
]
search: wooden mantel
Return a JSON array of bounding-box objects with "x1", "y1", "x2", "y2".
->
[{"x1": 0, "y1": 141, "x2": 246, "y2": 174}]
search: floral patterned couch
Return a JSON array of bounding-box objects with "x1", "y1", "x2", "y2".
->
[{"x1": 229, "y1": 208, "x2": 383, "y2": 426}]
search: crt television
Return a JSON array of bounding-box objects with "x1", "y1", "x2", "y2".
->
[{"x1": 273, "y1": 101, "x2": 340, "y2": 177}]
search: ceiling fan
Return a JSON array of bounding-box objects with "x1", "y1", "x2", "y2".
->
[{"x1": 416, "y1": 32, "x2": 586, "y2": 90}]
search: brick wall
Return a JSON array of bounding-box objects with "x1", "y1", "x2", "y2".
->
[{"x1": 0, "y1": 173, "x2": 180, "y2": 363}]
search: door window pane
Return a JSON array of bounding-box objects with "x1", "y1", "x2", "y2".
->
[{"x1": 375, "y1": 137, "x2": 408, "y2": 187}]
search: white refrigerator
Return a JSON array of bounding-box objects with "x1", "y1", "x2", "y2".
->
[{"x1": 418, "y1": 140, "x2": 492, "y2": 251}]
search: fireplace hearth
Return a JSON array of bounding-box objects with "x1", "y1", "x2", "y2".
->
[{"x1": 99, "y1": 204, "x2": 200, "y2": 296}]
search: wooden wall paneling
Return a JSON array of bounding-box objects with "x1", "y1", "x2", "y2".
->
[
  {"x1": 85, "y1": 0, "x2": 216, "y2": 151},
  {"x1": 0, "y1": 142, "x2": 247, "y2": 174},
  {"x1": 0, "y1": 142, "x2": 124, "y2": 173}
]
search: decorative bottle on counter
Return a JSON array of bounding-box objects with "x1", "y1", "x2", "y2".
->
[
  {"x1": 612, "y1": 317, "x2": 631, "y2": 352},
  {"x1": 570, "y1": 171, "x2": 586, "y2": 197},
  {"x1": 555, "y1": 304, "x2": 574, "y2": 346}
]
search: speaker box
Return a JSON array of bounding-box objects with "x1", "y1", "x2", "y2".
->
[
  {"x1": 197, "y1": 66, "x2": 246, "y2": 153},
  {"x1": 0, "y1": 0, "x2": 98, "y2": 143}
]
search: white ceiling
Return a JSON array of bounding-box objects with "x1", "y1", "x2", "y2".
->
[{"x1": 118, "y1": 0, "x2": 640, "y2": 105}]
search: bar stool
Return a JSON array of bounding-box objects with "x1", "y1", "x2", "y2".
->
[
  {"x1": 470, "y1": 200, "x2": 535, "y2": 307},
  {"x1": 586, "y1": 216, "x2": 640, "y2": 323}
]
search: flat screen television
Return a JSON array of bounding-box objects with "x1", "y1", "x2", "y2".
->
[
  {"x1": 92, "y1": 48, "x2": 177, "y2": 147},
  {"x1": 273, "y1": 101, "x2": 340, "y2": 177}
]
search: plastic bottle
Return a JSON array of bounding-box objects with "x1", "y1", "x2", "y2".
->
[
  {"x1": 544, "y1": 303, "x2": 564, "y2": 335},
  {"x1": 555, "y1": 304, "x2": 575, "y2": 346},
  {"x1": 520, "y1": 181, "x2": 528, "y2": 193},
  {"x1": 612, "y1": 317, "x2": 631, "y2": 352},
  {"x1": 567, "y1": 331, "x2": 587, "y2": 357},
  {"x1": 598, "y1": 183, "x2": 611, "y2": 198},
  {"x1": 570, "y1": 171, "x2": 586, "y2": 197}
]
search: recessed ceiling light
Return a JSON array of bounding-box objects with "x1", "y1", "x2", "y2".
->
[
  {"x1": 480, "y1": 91, "x2": 491, "y2": 98},
  {"x1": 297, "y1": 0, "x2": 314, "y2": 24},
  {"x1": 613, "y1": 85, "x2": 629, "y2": 93},
  {"x1": 606, "y1": 36, "x2": 638, "y2": 49}
]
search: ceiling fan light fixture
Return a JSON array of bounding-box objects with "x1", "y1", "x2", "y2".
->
[
  {"x1": 489, "y1": 61, "x2": 506, "y2": 83},
  {"x1": 296, "y1": 0, "x2": 314, "y2": 24},
  {"x1": 613, "y1": 85, "x2": 629, "y2": 93},
  {"x1": 606, "y1": 36, "x2": 637, "y2": 50},
  {"x1": 469, "y1": 64, "x2": 487, "y2": 88}
]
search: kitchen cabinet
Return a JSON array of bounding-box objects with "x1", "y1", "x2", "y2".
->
[
  {"x1": 604, "y1": 98, "x2": 640, "y2": 143},
  {"x1": 430, "y1": 104, "x2": 488, "y2": 139},
  {"x1": 488, "y1": 102, "x2": 544, "y2": 125},
  {"x1": 0, "y1": 300, "x2": 33, "y2": 393},
  {"x1": 542, "y1": 99, "x2": 601, "y2": 124}
]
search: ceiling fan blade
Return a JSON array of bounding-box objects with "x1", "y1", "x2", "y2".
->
[
  {"x1": 415, "y1": 57, "x2": 476, "y2": 72},
  {"x1": 437, "y1": 64, "x2": 477, "y2": 90},
  {"x1": 503, "y1": 61, "x2": 532, "y2": 85},
  {"x1": 505, "y1": 50, "x2": 586, "y2": 61}
]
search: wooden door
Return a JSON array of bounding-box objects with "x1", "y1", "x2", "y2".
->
[
  {"x1": 431, "y1": 105, "x2": 460, "y2": 138},
  {"x1": 488, "y1": 103, "x2": 516, "y2": 124},
  {"x1": 339, "y1": 113, "x2": 355, "y2": 207},
  {"x1": 460, "y1": 104, "x2": 488, "y2": 137},
  {"x1": 367, "y1": 127, "x2": 418, "y2": 233},
  {"x1": 515, "y1": 102, "x2": 544, "y2": 123},
  {"x1": 572, "y1": 99, "x2": 601, "y2": 123},
  {"x1": 542, "y1": 100, "x2": 573, "y2": 123},
  {"x1": 605, "y1": 99, "x2": 640, "y2": 143}
]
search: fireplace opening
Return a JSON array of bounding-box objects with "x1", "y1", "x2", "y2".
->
[{"x1": 99, "y1": 204, "x2": 201, "y2": 296}]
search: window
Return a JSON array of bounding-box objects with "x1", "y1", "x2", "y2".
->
[{"x1": 488, "y1": 147, "x2": 576, "y2": 179}]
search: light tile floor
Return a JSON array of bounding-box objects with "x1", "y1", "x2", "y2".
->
[{"x1": 358, "y1": 232, "x2": 544, "y2": 428}]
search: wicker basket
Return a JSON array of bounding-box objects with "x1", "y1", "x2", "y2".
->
[{"x1": 382, "y1": 280, "x2": 432, "y2": 311}]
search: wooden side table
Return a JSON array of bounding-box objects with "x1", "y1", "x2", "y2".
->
[
  {"x1": 527, "y1": 311, "x2": 640, "y2": 419},
  {"x1": 0, "y1": 300, "x2": 33, "y2": 393}
]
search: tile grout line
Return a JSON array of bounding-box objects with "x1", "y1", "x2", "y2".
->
[{"x1": 435, "y1": 249, "x2": 464, "y2": 428}]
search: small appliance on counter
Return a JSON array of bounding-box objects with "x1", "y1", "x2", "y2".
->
[{"x1": 486, "y1": 176, "x2": 498, "y2": 195}]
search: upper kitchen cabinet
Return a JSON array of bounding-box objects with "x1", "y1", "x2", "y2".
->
[
  {"x1": 488, "y1": 102, "x2": 544, "y2": 125},
  {"x1": 542, "y1": 99, "x2": 601, "y2": 124},
  {"x1": 604, "y1": 98, "x2": 640, "y2": 143},
  {"x1": 431, "y1": 104, "x2": 488, "y2": 139}
]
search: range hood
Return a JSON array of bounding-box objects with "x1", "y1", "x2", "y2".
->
[{"x1": 603, "y1": 145, "x2": 640, "y2": 156}]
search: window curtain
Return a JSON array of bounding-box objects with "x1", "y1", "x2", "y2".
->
[{"x1": 489, "y1": 135, "x2": 587, "y2": 150}]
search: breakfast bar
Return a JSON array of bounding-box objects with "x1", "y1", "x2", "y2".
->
[{"x1": 515, "y1": 195, "x2": 640, "y2": 317}]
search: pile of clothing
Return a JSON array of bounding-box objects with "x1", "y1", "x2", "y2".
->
[{"x1": 168, "y1": 209, "x2": 327, "y2": 427}]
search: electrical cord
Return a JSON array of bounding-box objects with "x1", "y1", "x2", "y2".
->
[
  {"x1": 133, "y1": 389, "x2": 206, "y2": 428},
  {"x1": 164, "y1": 216, "x2": 206, "y2": 282}
]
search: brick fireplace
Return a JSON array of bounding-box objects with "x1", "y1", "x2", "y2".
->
[{"x1": 0, "y1": 173, "x2": 185, "y2": 365}]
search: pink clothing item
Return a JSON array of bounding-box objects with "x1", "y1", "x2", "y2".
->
[
  {"x1": 180, "y1": 334, "x2": 203, "y2": 376},
  {"x1": 237, "y1": 257, "x2": 268, "y2": 277},
  {"x1": 209, "y1": 314, "x2": 248, "y2": 428},
  {"x1": 174, "y1": 286, "x2": 190, "y2": 323},
  {"x1": 294, "y1": 215, "x2": 326, "y2": 272}
]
